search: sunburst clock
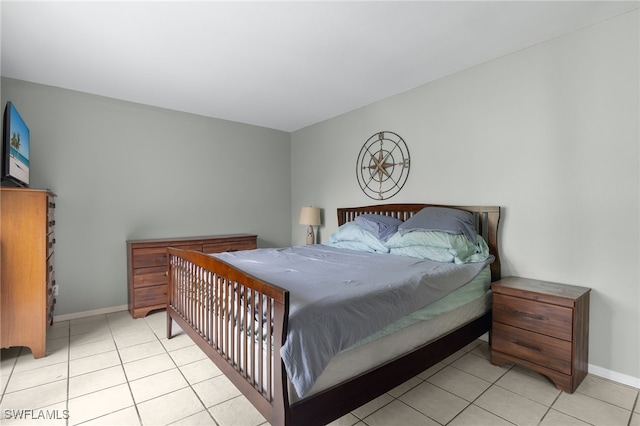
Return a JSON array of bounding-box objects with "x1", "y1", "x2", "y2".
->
[{"x1": 356, "y1": 131, "x2": 410, "y2": 200}]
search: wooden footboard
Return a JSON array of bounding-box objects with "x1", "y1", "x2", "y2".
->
[{"x1": 166, "y1": 248, "x2": 290, "y2": 426}]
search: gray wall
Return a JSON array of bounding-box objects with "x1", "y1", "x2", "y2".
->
[
  {"x1": 1, "y1": 78, "x2": 292, "y2": 316},
  {"x1": 291, "y1": 11, "x2": 639, "y2": 383}
]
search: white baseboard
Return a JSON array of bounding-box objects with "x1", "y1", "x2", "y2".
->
[
  {"x1": 53, "y1": 305, "x2": 128, "y2": 322},
  {"x1": 588, "y1": 364, "x2": 640, "y2": 389}
]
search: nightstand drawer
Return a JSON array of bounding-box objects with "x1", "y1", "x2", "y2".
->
[
  {"x1": 493, "y1": 293, "x2": 573, "y2": 341},
  {"x1": 492, "y1": 322, "x2": 572, "y2": 374}
]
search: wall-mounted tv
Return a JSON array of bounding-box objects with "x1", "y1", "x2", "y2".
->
[{"x1": 2, "y1": 102, "x2": 30, "y2": 187}]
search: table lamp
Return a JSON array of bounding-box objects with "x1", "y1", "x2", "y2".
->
[{"x1": 299, "y1": 206, "x2": 321, "y2": 244}]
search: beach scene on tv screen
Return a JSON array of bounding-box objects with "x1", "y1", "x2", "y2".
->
[{"x1": 7, "y1": 104, "x2": 29, "y2": 184}]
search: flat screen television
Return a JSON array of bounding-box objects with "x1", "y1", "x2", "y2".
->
[{"x1": 2, "y1": 102, "x2": 30, "y2": 187}]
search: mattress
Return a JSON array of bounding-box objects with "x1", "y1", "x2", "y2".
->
[
  {"x1": 288, "y1": 267, "x2": 491, "y2": 403},
  {"x1": 213, "y1": 245, "x2": 493, "y2": 397}
]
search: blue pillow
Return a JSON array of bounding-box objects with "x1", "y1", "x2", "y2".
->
[
  {"x1": 355, "y1": 214, "x2": 403, "y2": 240},
  {"x1": 323, "y1": 222, "x2": 389, "y2": 253},
  {"x1": 398, "y1": 207, "x2": 476, "y2": 242}
]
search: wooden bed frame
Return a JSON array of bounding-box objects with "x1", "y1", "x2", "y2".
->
[{"x1": 166, "y1": 203, "x2": 500, "y2": 426}]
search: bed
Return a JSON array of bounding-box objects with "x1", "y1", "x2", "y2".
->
[{"x1": 166, "y1": 203, "x2": 500, "y2": 426}]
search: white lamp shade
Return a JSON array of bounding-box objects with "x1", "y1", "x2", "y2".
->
[{"x1": 299, "y1": 207, "x2": 321, "y2": 226}]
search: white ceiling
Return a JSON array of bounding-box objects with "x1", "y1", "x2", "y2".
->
[{"x1": 2, "y1": 1, "x2": 637, "y2": 132}]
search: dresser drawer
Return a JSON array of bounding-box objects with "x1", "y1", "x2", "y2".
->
[
  {"x1": 47, "y1": 257, "x2": 55, "y2": 319},
  {"x1": 203, "y1": 239, "x2": 256, "y2": 253},
  {"x1": 47, "y1": 231, "x2": 56, "y2": 258},
  {"x1": 47, "y1": 269, "x2": 56, "y2": 314},
  {"x1": 48, "y1": 197, "x2": 56, "y2": 214},
  {"x1": 493, "y1": 293, "x2": 573, "y2": 341},
  {"x1": 47, "y1": 268, "x2": 55, "y2": 291},
  {"x1": 133, "y1": 285, "x2": 167, "y2": 308},
  {"x1": 47, "y1": 216, "x2": 56, "y2": 230},
  {"x1": 133, "y1": 266, "x2": 167, "y2": 288},
  {"x1": 47, "y1": 253, "x2": 55, "y2": 281},
  {"x1": 47, "y1": 197, "x2": 56, "y2": 230},
  {"x1": 492, "y1": 322, "x2": 572, "y2": 374},
  {"x1": 132, "y1": 245, "x2": 202, "y2": 268},
  {"x1": 47, "y1": 279, "x2": 56, "y2": 326}
]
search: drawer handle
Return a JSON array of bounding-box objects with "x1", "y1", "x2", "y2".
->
[
  {"x1": 515, "y1": 340, "x2": 541, "y2": 352},
  {"x1": 49, "y1": 220, "x2": 56, "y2": 227},
  {"x1": 513, "y1": 310, "x2": 545, "y2": 321}
]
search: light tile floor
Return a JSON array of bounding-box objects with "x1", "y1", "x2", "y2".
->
[{"x1": 1, "y1": 310, "x2": 638, "y2": 426}]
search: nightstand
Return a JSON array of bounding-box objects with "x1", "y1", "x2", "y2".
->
[{"x1": 490, "y1": 276, "x2": 590, "y2": 393}]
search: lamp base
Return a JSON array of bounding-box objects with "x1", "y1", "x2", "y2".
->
[{"x1": 306, "y1": 226, "x2": 315, "y2": 245}]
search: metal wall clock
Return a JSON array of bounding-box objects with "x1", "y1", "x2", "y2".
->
[{"x1": 356, "y1": 131, "x2": 410, "y2": 200}]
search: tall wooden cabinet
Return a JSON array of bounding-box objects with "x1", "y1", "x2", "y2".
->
[{"x1": 1, "y1": 187, "x2": 57, "y2": 358}]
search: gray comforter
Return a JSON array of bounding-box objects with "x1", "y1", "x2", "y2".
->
[{"x1": 213, "y1": 244, "x2": 493, "y2": 398}]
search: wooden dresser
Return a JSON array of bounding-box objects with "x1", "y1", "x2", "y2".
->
[
  {"x1": 1, "y1": 187, "x2": 57, "y2": 358},
  {"x1": 127, "y1": 233, "x2": 257, "y2": 318},
  {"x1": 491, "y1": 276, "x2": 590, "y2": 393}
]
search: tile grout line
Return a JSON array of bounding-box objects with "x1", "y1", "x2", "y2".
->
[
  {"x1": 537, "y1": 390, "x2": 563, "y2": 426},
  {"x1": 358, "y1": 342, "x2": 473, "y2": 425},
  {"x1": 460, "y1": 348, "x2": 599, "y2": 425},
  {"x1": 106, "y1": 313, "x2": 144, "y2": 426},
  {"x1": 629, "y1": 393, "x2": 639, "y2": 426},
  {"x1": 443, "y1": 359, "x2": 515, "y2": 425},
  {"x1": 353, "y1": 343, "x2": 473, "y2": 424},
  {"x1": 354, "y1": 378, "x2": 423, "y2": 424},
  {"x1": 360, "y1": 343, "x2": 493, "y2": 426},
  {"x1": 65, "y1": 314, "x2": 144, "y2": 425},
  {"x1": 150, "y1": 314, "x2": 223, "y2": 426},
  {"x1": 0, "y1": 347, "x2": 20, "y2": 406},
  {"x1": 69, "y1": 313, "x2": 215, "y2": 425},
  {"x1": 65, "y1": 320, "x2": 71, "y2": 426}
]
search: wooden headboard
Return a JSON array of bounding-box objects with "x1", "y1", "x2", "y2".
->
[{"x1": 337, "y1": 203, "x2": 501, "y2": 282}]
